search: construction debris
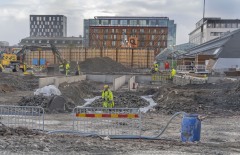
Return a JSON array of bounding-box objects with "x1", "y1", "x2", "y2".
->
[
  {"x1": 0, "y1": 123, "x2": 40, "y2": 136},
  {"x1": 90, "y1": 92, "x2": 149, "y2": 108},
  {"x1": 80, "y1": 57, "x2": 132, "y2": 73},
  {"x1": 153, "y1": 81, "x2": 240, "y2": 115}
]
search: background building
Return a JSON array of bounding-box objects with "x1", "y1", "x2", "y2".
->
[
  {"x1": 30, "y1": 15, "x2": 67, "y2": 37},
  {"x1": 189, "y1": 17, "x2": 240, "y2": 45},
  {"x1": 84, "y1": 16, "x2": 176, "y2": 55},
  {"x1": 19, "y1": 36, "x2": 84, "y2": 47},
  {"x1": 0, "y1": 41, "x2": 9, "y2": 47}
]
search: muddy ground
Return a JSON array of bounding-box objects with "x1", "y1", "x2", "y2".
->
[{"x1": 0, "y1": 73, "x2": 240, "y2": 154}]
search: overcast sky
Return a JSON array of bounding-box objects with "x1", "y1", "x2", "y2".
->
[{"x1": 0, "y1": 0, "x2": 239, "y2": 45}]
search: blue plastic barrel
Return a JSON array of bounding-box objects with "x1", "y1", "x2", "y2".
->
[
  {"x1": 32, "y1": 58, "x2": 38, "y2": 65},
  {"x1": 181, "y1": 114, "x2": 201, "y2": 142},
  {"x1": 40, "y1": 58, "x2": 46, "y2": 65}
]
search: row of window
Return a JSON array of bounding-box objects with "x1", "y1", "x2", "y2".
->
[
  {"x1": 25, "y1": 40, "x2": 81, "y2": 44},
  {"x1": 31, "y1": 21, "x2": 63, "y2": 26},
  {"x1": 31, "y1": 32, "x2": 63, "y2": 36},
  {"x1": 90, "y1": 19, "x2": 168, "y2": 27},
  {"x1": 210, "y1": 32, "x2": 224, "y2": 36},
  {"x1": 92, "y1": 28, "x2": 166, "y2": 34},
  {"x1": 31, "y1": 28, "x2": 63, "y2": 33},
  {"x1": 207, "y1": 22, "x2": 240, "y2": 28},
  {"x1": 31, "y1": 25, "x2": 62, "y2": 29},
  {"x1": 30, "y1": 16, "x2": 64, "y2": 22},
  {"x1": 93, "y1": 34, "x2": 167, "y2": 40},
  {"x1": 92, "y1": 41, "x2": 166, "y2": 47}
]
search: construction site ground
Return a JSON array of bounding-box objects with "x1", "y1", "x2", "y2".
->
[{"x1": 0, "y1": 72, "x2": 240, "y2": 154}]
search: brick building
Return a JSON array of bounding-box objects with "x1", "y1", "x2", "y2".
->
[{"x1": 84, "y1": 16, "x2": 176, "y2": 55}]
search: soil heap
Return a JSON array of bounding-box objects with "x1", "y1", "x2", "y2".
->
[
  {"x1": 0, "y1": 73, "x2": 38, "y2": 92},
  {"x1": 90, "y1": 92, "x2": 148, "y2": 108},
  {"x1": 0, "y1": 123, "x2": 40, "y2": 136},
  {"x1": 80, "y1": 57, "x2": 131, "y2": 73},
  {"x1": 153, "y1": 81, "x2": 240, "y2": 115}
]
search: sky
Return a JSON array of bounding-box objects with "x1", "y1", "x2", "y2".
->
[{"x1": 0, "y1": 0, "x2": 239, "y2": 45}]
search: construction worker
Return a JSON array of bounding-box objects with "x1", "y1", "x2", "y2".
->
[
  {"x1": 65, "y1": 62, "x2": 70, "y2": 76},
  {"x1": 154, "y1": 62, "x2": 159, "y2": 72},
  {"x1": 101, "y1": 85, "x2": 114, "y2": 108},
  {"x1": 171, "y1": 68, "x2": 176, "y2": 78}
]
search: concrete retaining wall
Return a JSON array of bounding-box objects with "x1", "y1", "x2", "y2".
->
[
  {"x1": 113, "y1": 76, "x2": 126, "y2": 91},
  {"x1": 39, "y1": 75, "x2": 86, "y2": 88},
  {"x1": 173, "y1": 75, "x2": 207, "y2": 85},
  {"x1": 128, "y1": 76, "x2": 136, "y2": 91}
]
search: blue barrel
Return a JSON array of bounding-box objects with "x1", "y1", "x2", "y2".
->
[
  {"x1": 181, "y1": 114, "x2": 201, "y2": 142},
  {"x1": 32, "y1": 58, "x2": 38, "y2": 65},
  {"x1": 40, "y1": 58, "x2": 46, "y2": 65}
]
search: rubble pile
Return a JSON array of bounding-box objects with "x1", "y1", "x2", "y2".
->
[
  {"x1": 0, "y1": 73, "x2": 38, "y2": 92},
  {"x1": 0, "y1": 123, "x2": 40, "y2": 136},
  {"x1": 18, "y1": 95, "x2": 75, "y2": 113},
  {"x1": 58, "y1": 80, "x2": 100, "y2": 106},
  {"x1": 80, "y1": 57, "x2": 131, "y2": 73},
  {"x1": 153, "y1": 81, "x2": 240, "y2": 115},
  {"x1": 90, "y1": 92, "x2": 149, "y2": 108}
]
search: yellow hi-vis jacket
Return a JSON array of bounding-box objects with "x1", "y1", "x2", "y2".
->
[
  {"x1": 66, "y1": 63, "x2": 70, "y2": 70},
  {"x1": 154, "y1": 63, "x2": 159, "y2": 72},
  {"x1": 101, "y1": 90, "x2": 114, "y2": 108},
  {"x1": 171, "y1": 68, "x2": 176, "y2": 78}
]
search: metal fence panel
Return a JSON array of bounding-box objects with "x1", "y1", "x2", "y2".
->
[
  {"x1": 0, "y1": 105, "x2": 44, "y2": 130},
  {"x1": 73, "y1": 107, "x2": 141, "y2": 136}
]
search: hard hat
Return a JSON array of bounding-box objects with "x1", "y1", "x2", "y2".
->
[{"x1": 104, "y1": 85, "x2": 109, "y2": 88}]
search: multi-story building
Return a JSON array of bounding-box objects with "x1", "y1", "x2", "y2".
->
[
  {"x1": 84, "y1": 16, "x2": 176, "y2": 55},
  {"x1": 189, "y1": 17, "x2": 240, "y2": 45},
  {"x1": 0, "y1": 41, "x2": 9, "y2": 47},
  {"x1": 19, "y1": 36, "x2": 84, "y2": 47},
  {"x1": 30, "y1": 15, "x2": 67, "y2": 37}
]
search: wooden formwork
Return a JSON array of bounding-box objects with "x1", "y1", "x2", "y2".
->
[{"x1": 25, "y1": 47, "x2": 155, "y2": 68}]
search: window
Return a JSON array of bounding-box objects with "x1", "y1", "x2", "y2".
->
[
  {"x1": 113, "y1": 35, "x2": 117, "y2": 40},
  {"x1": 53, "y1": 17, "x2": 55, "y2": 21},
  {"x1": 57, "y1": 17, "x2": 59, "y2": 21},
  {"x1": 227, "y1": 23, "x2": 231, "y2": 28},
  {"x1": 112, "y1": 41, "x2": 116, "y2": 46},
  {"x1": 149, "y1": 20, "x2": 156, "y2": 26},
  {"x1": 112, "y1": 29, "x2": 114, "y2": 33},
  {"x1": 31, "y1": 17, "x2": 33, "y2": 21},
  {"x1": 207, "y1": 23, "x2": 213, "y2": 28},
  {"x1": 140, "y1": 29, "x2": 144, "y2": 33},
  {"x1": 120, "y1": 20, "x2": 127, "y2": 25},
  {"x1": 215, "y1": 23, "x2": 220, "y2": 28},
  {"x1": 62, "y1": 41, "x2": 65, "y2": 44},
  {"x1": 103, "y1": 41, "x2": 106, "y2": 46},
  {"x1": 232, "y1": 23, "x2": 237, "y2": 28},
  {"x1": 221, "y1": 23, "x2": 226, "y2": 28},
  {"x1": 122, "y1": 29, "x2": 126, "y2": 33},
  {"x1": 111, "y1": 20, "x2": 118, "y2": 25},
  {"x1": 151, "y1": 35, "x2": 155, "y2": 40},
  {"x1": 49, "y1": 17, "x2": 51, "y2": 21},
  {"x1": 102, "y1": 20, "x2": 109, "y2": 25},
  {"x1": 54, "y1": 40, "x2": 57, "y2": 43},
  {"x1": 39, "y1": 40, "x2": 41, "y2": 43},
  {"x1": 32, "y1": 40, "x2": 35, "y2": 43},
  {"x1": 104, "y1": 35, "x2": 108, "y2": 39},
  {"x1": 43, "y1": 17, "x2": 45, "y2": 21},
  {"x1": 153, "y1": 29, "x2": 157, "y2": 33},
  {"x1": 130, "y1": 20, "x2": 137, "y2": 26},
  {"x1": 39, "y1": 17, "x2": 41, "y2": 21},
  {"x1": 139, "y1": 20, "x2": 146, "y2": 26},
  {"x1": 25, "y1": 40, "x2": 29, "y2": 43},
  {"x1": 104, "y1": 29, "x2": 108, "y2": 33}
]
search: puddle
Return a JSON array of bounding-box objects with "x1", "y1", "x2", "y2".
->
[
  {"x1": 78, "y1": 95, "x2": 157, "y2": 113},
  {"x1": 140, "y1": 95, "x2": 157, "y2": 113},
  {"x1": 80, "y1": 96, "x2": 101, "y2": 107}
]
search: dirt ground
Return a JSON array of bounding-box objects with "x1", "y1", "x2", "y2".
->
[{"x1": 0, "y1": 73, "x2": 240, "y2": 154}]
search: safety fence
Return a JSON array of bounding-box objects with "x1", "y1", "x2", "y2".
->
[
  {"x1": 73, "y1": 107, "x2": 141, "y2": 136},
  {"x1": 0, "y1": 105, "x2": 44, "y2": 130},
  {"x1": 151, "y1": 72, "x2": 171, "y2": 83}
]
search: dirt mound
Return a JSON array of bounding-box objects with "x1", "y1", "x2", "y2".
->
[
  {"x1": 153, "y1": 81, "x2": 240, "y2": 115},
  {"x1": 18, "y1": 95, "x2": 75, "y2": 113},
  {"x1": 90, "y1": 92, "x2": 148, "y2": 108},
  {"x1": 0, "y1": 73, "x2": 38, "y2": 92},
  {"x1": 80, "y1": 57, "x2": 131, "y2": 73},
  {"x1": 59, "y1": 80, "x2": 99, "y2": 105},
  {"x1": 0, "y1": 84, "x2": 15, "y2": 93},
  {"x1": 0, "y1": 123, "x2": 40, "y2": 136}
]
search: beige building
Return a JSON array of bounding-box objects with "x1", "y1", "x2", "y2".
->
[{"x1": 189, "y1": 18, "x2": 240, "y2": 45}]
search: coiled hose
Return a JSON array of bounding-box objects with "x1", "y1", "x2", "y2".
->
[{"x1": 47, "y1": 112, "x2": 186, "y2": 140}]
